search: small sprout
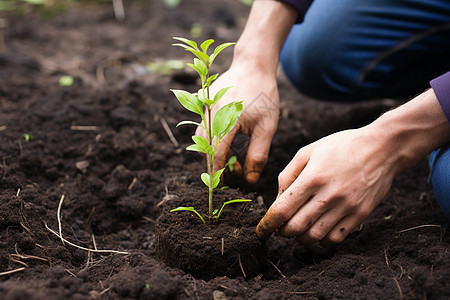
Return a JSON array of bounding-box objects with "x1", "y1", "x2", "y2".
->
[
  {"x1": 59, "y1": 75, "x2": 74, "y2": 87},
  {"x1": 384, "y1": 215, "x2": 392, "y2": 220},
  {"x1": 170, "y1": 207, "x2": 206, "y2": 224},
  {"x1": 145, "y1": 283, "x2": 150, "y2": 289},
  {"x1": 23, "y1": 133, "x2": 33, "y2": 142}
]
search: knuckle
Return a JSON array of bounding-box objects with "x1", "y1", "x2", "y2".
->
[
  {"x1": 307, "y1": 228, "x2": 326, "y2": 242},
  {"x1": 327, "y1": 232, "x2": 346, "y2": 244}
]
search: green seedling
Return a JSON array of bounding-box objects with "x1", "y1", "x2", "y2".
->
[
  {"x1": 59, "y1": 75, "x2": 74, "y2": 87},
  {"x1": 170, "y1": 37, "x2": 251, "y2": 223},
  {"x1": 23, "y1": 133, "x2": 33, "y2": 142}
]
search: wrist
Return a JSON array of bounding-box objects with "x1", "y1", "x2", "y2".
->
[
  {"x1": 231, "y1": 0, "x2": 297, "y2": 73},
  {"x1": 370, "y1": 89, "x2": 450, "y2": 172}
]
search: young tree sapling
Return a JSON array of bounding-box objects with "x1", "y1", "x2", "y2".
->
[{"x1": 170, "y1": 37, "x2": 251, "y2": 223}]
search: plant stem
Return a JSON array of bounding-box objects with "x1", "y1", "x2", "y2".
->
[{"x1": 205, "y1": 82, "x2": 214, "y2": 222}]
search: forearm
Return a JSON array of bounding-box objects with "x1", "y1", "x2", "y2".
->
[
  {"x1": 371, "y1": 89, "x2": 450, "y2": 173},
  {"x1": 232, "y1": 0, "x2": 298, "y2": 73}
]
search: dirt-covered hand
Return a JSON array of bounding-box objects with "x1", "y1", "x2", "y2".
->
[
  {"x1": 256, "y1": 127, "x2": 400, "y2": 244},
  {"x1": 196, "y1": 64, "x2": 279, "y2": 184}
]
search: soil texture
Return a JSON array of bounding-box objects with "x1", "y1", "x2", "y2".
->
[{"x1": 0, "y1": 1, "x2": 449, "y2": 299}]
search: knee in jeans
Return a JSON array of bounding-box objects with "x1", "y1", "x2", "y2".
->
[{"x1": 428, "y1": 148, "x2": 450, "y2": 218}]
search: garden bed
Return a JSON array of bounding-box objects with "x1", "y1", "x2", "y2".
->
[{"x1": 0, "y1": 1, "x2": 448, "y2": 299}]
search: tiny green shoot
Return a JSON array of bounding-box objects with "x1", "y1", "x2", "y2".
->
[
  {"x1": 170, "y1": 37, "x2": 251, "y2": 223},
  {"x1": 59, "y1": 75, "x2": 74, "y2": 87},
  {"x1": 23, "y1": 133, "x2": 33, "y2": 142}
]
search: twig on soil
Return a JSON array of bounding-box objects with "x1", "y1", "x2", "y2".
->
[
  {"x1": 397, "y1": 224, "x2": 441, "y2": 234},
  {"x1": 266, "y1": 259, "x2": 286, "y2": 279},
  {"x1": 70, "y1": 125, "x2": 100, "y2": 131},
  {"x1": 128, "y1": 177, "x2": 137, "y2": 191},
  {"x1": 0, "y1": 125, "x2": 6, "y2": 132},
  {"x1": 45, "y1": 221, "x2": 128, "y2": 254},
  {"x1": 0, "y1": 267, "x2": 26, "y2": 276},
  {"x1": 392, "y1": 277, "x2": 403, "y2": 300},
  {"x1": 45, "y1": 196, "x2": 128, "y2": 254},
  {"x1": 10, "y1": 256, "x2": 29, "y2": 268},
  {"x1": 384, "y1": 248, "x2": 391, "y2": 269},
  {"x1": 12, "y1": 244, "x2": 48, "y2": 263},
  {"x1": 159, "y1": 116, "x2": 180, "y2": 148},
  {"x1": 57, "y1": 195, "x2": 65, "y2": 245},
  {"x1": 65, "y1": 269, "x2": 78, "y2": 278},
  {"x1": 221, "y1": 238, "x2": 224, "y2": 256},
  {"x1": 112, "y1": 0, "x2": 125, "y2": 21},
  {"x1": 16, "y1": 188, "x2": 20, "y2": 196},
  {"x1": 237, "y1": 254, "x2": 246, "y2": 278}
]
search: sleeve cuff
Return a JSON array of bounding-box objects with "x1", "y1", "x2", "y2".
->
[
  {"x1": 430, "y1": 71, "x2": 450, "y2": 124},
  {"x1": 277, "y1": 0, "x2": 313, "y2": 23}
]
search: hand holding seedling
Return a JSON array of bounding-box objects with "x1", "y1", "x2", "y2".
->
[{"x1": 170, "y1": 37, "x2": 251, "y2": 223}]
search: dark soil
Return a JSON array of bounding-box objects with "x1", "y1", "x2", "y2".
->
[
  {"x1": 0, "y1": 1, "x2": 449, "y2": 299},
  {"x1": 156, "y1": 187, "x2": 266, "y2": 280}
]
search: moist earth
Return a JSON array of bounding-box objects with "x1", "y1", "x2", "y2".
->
[{"x1": 0, "y1": 1, "x2": 449, "y2": 299}]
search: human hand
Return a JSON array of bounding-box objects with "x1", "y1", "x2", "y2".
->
[
  {"x1": 256, "y1": 126, "x2": 401, "y2": 244},
  {"x1": 196, "y1": 63, "x2": 280, "y2": 184}
]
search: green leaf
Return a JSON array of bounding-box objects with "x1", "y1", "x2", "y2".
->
[
  {"x1": 194, "y1": 58, "x2": 208, "y2": 78},
  {"x1": 170, "y1": 206, "x2": 205, "y2": 223},
  {"x1": 206, "y1": 73, "x2": 219, "y2": 87},
  {"x1": 59, "y1": 76, "x2": 74, "y2": 87},
  {"x1": 213, "y1": 199, "x2": 252, "y2": 220},
  {"x1": 173, "y1": 37, "x2": 199, "y2": 51},
  {"x1": 225, "y1": 155, "x2": 237, "y2": 172},
  {"x1": 192, "y1": 135, "x2": 212, "y2": 154},
  {"x1": 171, "y1": 89, "x2": 204, "y2": 116},
  {"x1": 213, "y1": 86, "x2": 233, "y2": 105},
  {"x1": 186, "y1": 49, "x2": 210, "y2": 65},
  {"x1": 201, "y1": 172, "x2": 210, "y2": 187},
  {"x1": 212, "y1": 101, "x2": 243, "y2": 139},
  {"x1": 212, "y1": 168, "x2": 225, "y2": 189},
  {"x1": 200, "y1": 39, "x2": 214, "y2": 54},
  {"x1": 186, "y1": 144, "x2": 206, "y2": 153},
  {"x1": 176, "y1": 121, "x2": 205, "y2": 130},
  {"x1": 209, "y1": 42, "x2": 235, "y2": 65}
]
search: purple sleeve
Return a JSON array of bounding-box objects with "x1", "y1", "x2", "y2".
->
[
  {"x1": 278, "y1": 0, "x2": 314, "y2": 22},
  {"x1": 430, "y1": 71, "x2": 450, "y2": 124}
]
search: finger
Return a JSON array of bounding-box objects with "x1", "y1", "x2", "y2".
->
[
  {"x1": 213, "y1": 126, "x2": 239, "y2": 173},
  {"x1": 256, "y1": 174, "x2": 315, "y2": 240},
  {"x1": 244, "y1": 123, "x2": 276, "y2": 184},
  {"x1": 294, "y1": 209, "x2": 346, "y2": 245},
  {"x1": 278, "y1": 144, "x2": 312, "y2": 194},
  {"x1": 278, "y1": 195, "x2": 331, "y2": 238},
  {"x1": 322, "y1": 212, "x2": 368, "y2": 246}
]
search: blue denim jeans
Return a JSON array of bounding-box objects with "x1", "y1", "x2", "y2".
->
[{"x1": 280, "y1": 0, "x2": 450, "y2": 217}]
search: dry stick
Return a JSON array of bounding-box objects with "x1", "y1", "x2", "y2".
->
[
  {"x1": 392, "y1": 277, "x2": 403, "y2": 300},
  {"x1": 45, "y1": 222, "x2": 128, "y2": 255},
  {"x1": 65, "y1": 269, "x2": 77, "y2": 278},
  {"x1": 70, "y1": 125, "x2": 99, "y2": 131},
  {"x1": 237, "y1": 254, "x2": 246, "y2": 278},
  {"x1": 266, "y1": 259, "x2": 286, "y2": 279},
  {"x1": 221, "y1": 238, "x2": 224, "y2": 256},
  {"x1": 16, "y1": 188, "x2": 20, "y2": 197},
  {"x1": 46, "y1": 195, "x2": 128, "y2": 254},
  {"x1": 57, "y1": 195, "x2": 66, "y2": 245},
  {"x1": 384, "y1": 248, "x2": 391, "y2": 269},
  {"x1": 0, "y1": 267, "x2": 26, "y2": 276},
  {"x1": 398, "y1": 224, "x2": 441, "y2": 234},
  {"x1": 159, "y1": 116, "x2": 180, "y2": 148},
  {"x1": 112, "y1": 0, "x2": 125, "y2": 21}
]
